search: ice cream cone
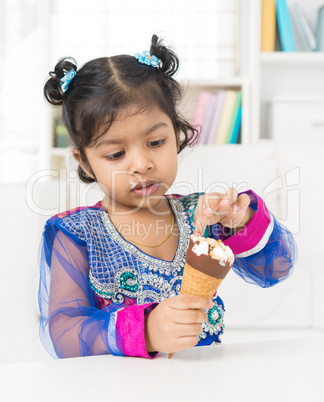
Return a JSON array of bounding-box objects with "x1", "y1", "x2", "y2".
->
[
  {"x1": 168, "y1": 236, "x2": 234, "y2": 359},
  {"x1": 180, "y1": 261, "x2": 224, "y2": 299}
]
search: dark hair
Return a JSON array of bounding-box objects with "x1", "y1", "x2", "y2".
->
[{"x1": 44, "y1": 34, "x2": 199, "y2": 183}]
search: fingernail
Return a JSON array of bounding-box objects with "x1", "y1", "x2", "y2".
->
[
  {"x1": 208, "y1": 300, "x2": 213, "y2": 309},
  {"x1": 222, "y1": 199, "x2": 230, "y2": 205},
  {"x1": 233, "y1": 205, "x2": 240, "y2": 212},
  {"x1": 203, "y1": 207, "x2": 213, "y2": 216}
]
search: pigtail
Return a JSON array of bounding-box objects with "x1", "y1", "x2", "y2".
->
[
  {"x1": 150, "y1": 34, "x2": 179, "y2": 77},
  {"x1": 44, "y1": 57, "x2": 77, "y2": 106}
]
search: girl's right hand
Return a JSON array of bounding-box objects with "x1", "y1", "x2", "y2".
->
[{"x1": 144, "y1": 295, "x2": 211, "y2": 354}]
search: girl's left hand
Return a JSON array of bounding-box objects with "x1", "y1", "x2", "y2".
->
[{"x1": 193, "y1": 188, "x2": 254, "y2": 237}]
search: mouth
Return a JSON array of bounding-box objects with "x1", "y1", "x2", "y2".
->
[{"x1": 132, "y1": 180, "x2": 160, "y2": 196}]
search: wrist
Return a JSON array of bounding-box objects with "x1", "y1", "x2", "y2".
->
[{"x1": 144, "y1": 313, "x2": 157, "y2": 354}]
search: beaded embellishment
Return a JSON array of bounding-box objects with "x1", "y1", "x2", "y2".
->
[
  {"x1": 58, "y1": 194, "x2": 225, "y2": 345},
  {"x1": 199, "y1": 300, "x2": 225, "y2": 341},
  {"x1": 88, "y1": 198, "x2": 192, "y2": 304}
]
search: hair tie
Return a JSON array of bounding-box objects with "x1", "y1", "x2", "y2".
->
[
  {"x1": 60, "y1": 68, "x2": 77, "y2": 93},
  {"x1": 134, "y1": 51, "x2": 161, "y2": 68}
]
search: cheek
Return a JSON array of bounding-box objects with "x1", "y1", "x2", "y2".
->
[
  {"x1": 99, "y1": 173, "x2": 132, "y2": 195},
  {"x1": 167, "y1": 152, "x2": 178, "y2": 175}
]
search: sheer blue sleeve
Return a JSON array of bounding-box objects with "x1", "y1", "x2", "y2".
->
[
  {"x1": 232, "y1": 214, "x2": 297, "y2": 288},
  {"x1": 38, "y1": 219, "x2": 125, "y2": 358}
]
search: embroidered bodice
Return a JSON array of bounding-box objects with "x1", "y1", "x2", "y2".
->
[{"x1": 59, "y1": 197, "x2": 192, "y2": 305}]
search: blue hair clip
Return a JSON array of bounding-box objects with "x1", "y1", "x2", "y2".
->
[
  {"x1": 134, "y1": 51, "x2": 161, "y2": 68},
  {"x1": 60, "y1": 68, "x2": 77, "y2": 93}
]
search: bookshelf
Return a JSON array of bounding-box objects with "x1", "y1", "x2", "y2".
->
[
  {"x1": 260, "y1": 52, "x2": 324, "y2": 64},
  {"x1": 248, "y1": 0, "x2": 324, "y2": 141},
  {"x1": 42, "y1": 0, "x2": 324, "y2": 172},
  {"x1": 181, "y1": 77, "x2": 250, "y2": 145}
]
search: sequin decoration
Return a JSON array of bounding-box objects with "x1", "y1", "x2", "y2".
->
[
  {"x1": 199, "y1": 299, "x2": 225, "y2": 341},
  {"x1": 58, "y1": 194, "x2": 226, "y2": 346},
  {"x1": 60, "y1": 198, "x2": 192, "y2": 304}
]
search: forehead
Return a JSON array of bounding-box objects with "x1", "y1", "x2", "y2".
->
[{"x1": 94, "y1": 105, "x2": 174, "y2": 142}]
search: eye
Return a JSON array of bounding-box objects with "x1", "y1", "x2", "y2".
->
[
  {"x1": 105, "y1": 150, "x2": 125, "y2": 160},
  {"x1": 148, "y1": 139, "x2": 166, "y2": 147}
]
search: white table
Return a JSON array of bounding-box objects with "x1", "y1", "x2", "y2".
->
[{"x1": 1, "y1": 336, "x2": 323, "y2": 402}]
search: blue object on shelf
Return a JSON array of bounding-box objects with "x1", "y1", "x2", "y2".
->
[
  {"x1": 316, "y1": 6, "x2": 324, "y2": 51},
  {"x1": 276, "y1": 0, "x2": 296, "y2": 51}
]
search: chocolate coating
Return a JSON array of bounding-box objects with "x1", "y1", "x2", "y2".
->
[{"x1": 185, "y1": 238, "x2": 233, "y2": 279}]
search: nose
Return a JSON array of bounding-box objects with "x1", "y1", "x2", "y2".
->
[{"x1": 130, "y1": 149, "x2": 154, "y2": 174}]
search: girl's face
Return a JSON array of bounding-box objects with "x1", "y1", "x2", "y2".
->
[{"x1": 76, "y1": 106, "x2": 179, "y2": 215}]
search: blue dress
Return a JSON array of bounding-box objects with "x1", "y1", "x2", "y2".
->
[{"x1": 38, "y1": 192, "x2": 296, "y2": 358}]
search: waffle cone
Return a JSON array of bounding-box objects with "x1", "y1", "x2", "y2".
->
[
  {"x1": 168, "y1": 263, "x2": 224, "y2": 359},
  {"x1": 180, "y1": 262, "x2": 223, "y2": 299}
]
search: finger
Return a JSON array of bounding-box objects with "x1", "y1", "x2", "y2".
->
[
  {"x1": 198, "y1": 190, "x2": 236, "y2": 221},
  {"x1": 193, "y1": 194, "x2": 209, "y2": 236},
  {"x1": 174, "y1": 323, "x2": 203, "y2": 338},
  {"x1": 222, "y1": 193, "x2": 251, "y2": 228},
  {"x1": 193, "y1": 215, "x2": 209, "y2": 237},
  {"x1": 209, "y1": 189, "x2": 232, "y2": 210},
  {"x1": 173, "y1": 309, "x2": 208, "y2": 325},
  {"x1": 236, "y1": 193, "x2": 250, "y2": 211},
  {"x1": 169, "y1": 294, "x2": 212, "y2": 311},
  {"x1": 193, "y1": 193, "x2": 223, "y2": 236},
  {"x1": 173, "y1": 336, "x2": 200, "y2": 352},
  {"x1": 228, "y1": 193, "x2": 250, "y2": 217},
  {"x1": 218, "y1": 187, "x2": 238, "y2": 210}
]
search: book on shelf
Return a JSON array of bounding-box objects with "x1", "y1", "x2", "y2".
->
[
  {"x1": 291, "y1": 3, "x2": 316, "y2": 52},
  {"x1": 229, "y1": 106, "x2": 242, "y2": 145},
  {"x1": 192, "y1": 89, "x2": 241, "y2": 145},
  {"x1": 204, "y1": 90, "x2": 226, "y2": 145},
  {"x1": 214, "y1": 90, "x2": 238, "y2": 145},
  {"x1": 225, "y1": 91, "x2": 242, "y2": 144},
  {"x1": 264, "y1": 1, "x2": 323, "y2": 53},
  {"x1": 316, "y1": 6, "x2": 324, "y2": 51},
  {"x1": 191, "y1": 91, "x2": 212, "y2": 143},
  {"x1": 276, "y1": 0, "x2": 296, "y2": 52},
  {"x1": 261, "y1": 0, "x2": 276, "y2": 52},
  {"x1": 291, "y1": 5, "x2": 312, "y2": 51},
  {"x1": 199, "y1": 94, "x2": 219, "y2": 144}
]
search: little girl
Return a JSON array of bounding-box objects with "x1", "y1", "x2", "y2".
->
[{"x1": 39, "y1": 35, "x2": 296, "y2": 359}]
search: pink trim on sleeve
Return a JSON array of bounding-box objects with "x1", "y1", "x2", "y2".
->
[
  {"x1": 116, "y1": 303, "x2": 157, "y2": 359},
  {"x1": 223, "y1": 190, "x2": 271, "y2": 255}
]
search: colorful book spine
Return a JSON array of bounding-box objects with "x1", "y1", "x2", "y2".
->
[
  {"x1": 276, "y1": 0, "x2": 296, "y2": 51},
  {"x1": 214, "y1": 90, "x2": 237, "y2": 145},
  {"x1": 229, "y1": 106, "x2": 242, "y2": 144},
  {"x1": 316, "y1": 6, "x2": 324, "y2": 51},
  {"x1": 205, "y1": 90, "x2": 226, "y2": 145},
  {"x1": 261, "y1": 0, "x2": 276, "y2": 52},
  {"x1": 225, "y1": 91, "x2": 242, "y2": 144},
  {"x1": 199, "y1": 94, "x2": 219, "y2": 144},
  {"x1": 291, "y1": 4, "x2": 312, "y2": 51},
  {"x1": 292, "y1": 3, "x2": 316, "y2": 51},
  {"x1": 191, "y1": 91, "x2": 212, "y2": 143}
]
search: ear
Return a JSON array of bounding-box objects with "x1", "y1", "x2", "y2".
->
[{"x1": 71, "y1": 148, "x2": 95, "y2": 179}]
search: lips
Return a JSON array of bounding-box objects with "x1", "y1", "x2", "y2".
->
[{"x1": 132, "y1": 180, "x2": 159, "y2": 196}]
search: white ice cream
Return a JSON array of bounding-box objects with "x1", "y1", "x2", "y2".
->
[
  {"x1": 192, "y1": 239, "x2": 209, "y2": 256},
  {"x1": 190, "y1": 234, "x2": 234, "y2": 266}
]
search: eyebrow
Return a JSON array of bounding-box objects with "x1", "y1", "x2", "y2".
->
[{"x1": 94, "y1": 122, "x2": 169, "y2": 148}]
